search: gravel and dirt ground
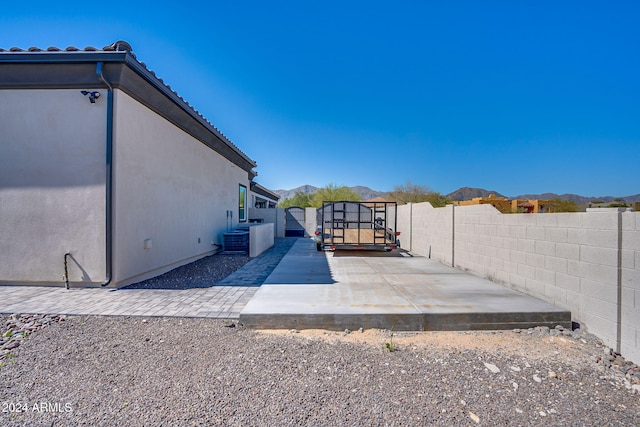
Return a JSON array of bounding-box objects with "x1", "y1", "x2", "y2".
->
[
  {"x1": 1, "y1": 314, "x2": 639, "y2": 426},
  {"x1": 122, "y1": 253, "x2": 251, "y2": 290}
]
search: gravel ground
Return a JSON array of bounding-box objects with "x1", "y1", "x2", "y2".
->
[
  {"x1": 1, "y1": 315, "x2": 639, "y2": 426},
  {"x1": 122, "y1": 253, "x2": 251, "y2": 290},
  {"x1": 121, "y1": 238, "x2": 296, "y2": 290}
]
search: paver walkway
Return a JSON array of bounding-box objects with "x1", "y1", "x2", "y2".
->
[{"x1": 0, "y1": 238, "x2": 296, "y2": 319}]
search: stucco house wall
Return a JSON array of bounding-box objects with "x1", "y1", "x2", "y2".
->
[
  {"x1": 112, "y1": 91, "x2": 250, "y2": 286},
  {"x1": 0, "y1": 42, "x2": 276, "y2": 288},
  {"x1": 249, "y1": 182, "x2": 279, "y2": 209},
  {"x1": 0, "y1": 89, "x2": 107, "y2": 284}
]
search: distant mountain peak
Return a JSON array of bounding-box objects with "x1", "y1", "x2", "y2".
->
[
  {"x1": 447, "y1": 187, "x2": 505, "y2": 201},
  {"x1": 446, "y1": 187, "x2": 640, "y2": 204}
]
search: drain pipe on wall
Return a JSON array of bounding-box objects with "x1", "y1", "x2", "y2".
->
[
  {"x1": 97, "y1": 61, "x2": 114, "y2": 287},
  {"x1": 63, "y1": 253, "x2": 71, "y2": 289}
]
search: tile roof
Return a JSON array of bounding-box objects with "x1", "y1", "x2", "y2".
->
[
  {"x1": 0, "y1": 41, "x2": 256, "y2": 169},
  {"x1": 0, "y1": 41, "x2": 133, "y2": 54}
]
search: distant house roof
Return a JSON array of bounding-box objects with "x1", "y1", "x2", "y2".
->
[{"x1": 0, "y1": 41, "x2": 257, "y2": 178}]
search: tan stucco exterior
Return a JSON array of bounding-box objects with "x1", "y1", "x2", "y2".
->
[
  {"x1": 0, "y1": 89, "x2": 108, "y2": 284},
  {"x1": 0, "y1": 89, "x2": 252, "y2": 287},
  {"x1": 112, "y1": 91, "x2": 249, "y2": 286},
  {"x1": 0, "y1": 46, "x2": 273, "y2": 288}
]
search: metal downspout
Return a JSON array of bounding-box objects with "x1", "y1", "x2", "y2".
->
[{"x1": 97, "y1": 62, "x2": 113, "y2": 287}]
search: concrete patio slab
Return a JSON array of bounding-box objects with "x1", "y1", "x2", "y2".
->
[
  {"x1": 239, "y1": 239, "x2": 571, "y2": 331},
  {"x1": 1, "y1": 237, "x2": 571, "y2": 332}
]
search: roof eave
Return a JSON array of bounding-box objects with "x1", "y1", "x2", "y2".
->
[
  {"x1": 0, "y1": 50, "x2": 257, "y2": 171},
  {"x1": 123, "y1": 55, "x2": 257, "y2": 169},
  {"x1": 250, "y1": 182, "x2": 281, "y2": 201}
]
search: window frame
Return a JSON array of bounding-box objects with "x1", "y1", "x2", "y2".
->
[{"x1": 239, "y1": 184, "x2": 247, "y2": 223}]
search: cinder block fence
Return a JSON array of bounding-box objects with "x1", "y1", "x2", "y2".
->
[
  {"x1": 259, "y1": 204, "x2": 639, "y2": 364},
  {"x1": 397, "y1": 203, "x2": 640, "y2": 364}
]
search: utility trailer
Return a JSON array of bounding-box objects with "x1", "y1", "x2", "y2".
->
[{"x1": 315, "y1": 201, "x2": 399, "y2": 251}]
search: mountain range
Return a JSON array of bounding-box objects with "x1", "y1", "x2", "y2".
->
[
  {"x1": 274, "y1": 185, "x2": 640, "y2": 204},
  {"x1": 448, "y1": 187, "x2": 640, "y2": 204}
]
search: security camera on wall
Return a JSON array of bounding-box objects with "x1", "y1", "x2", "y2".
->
[{"x1": 80, "y1": 90, "x2": 101, "y2": 104}]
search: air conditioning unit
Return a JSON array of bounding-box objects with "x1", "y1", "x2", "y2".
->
[{"x1": 223, "y1": 231, "x2": 249, "y2": 254}]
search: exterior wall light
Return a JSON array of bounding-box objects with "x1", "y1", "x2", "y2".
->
[{"x1": 81, "y1": 90, "x2": 101, "y2": 103}]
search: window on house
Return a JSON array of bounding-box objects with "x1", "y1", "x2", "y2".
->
[
  {"x1": 239, "y1": 184, "x2": 247, "y2": 222},
  {"x1": 255, "y1": 197, "x2": 267, "y2": 209}
]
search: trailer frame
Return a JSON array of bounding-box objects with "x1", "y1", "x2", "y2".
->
[{"x1": 316, "y1": 201, "x2": 399, "y2": 251}]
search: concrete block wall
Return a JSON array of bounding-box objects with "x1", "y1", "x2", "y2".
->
[
  {"x1": 621, "y1": 211, "x2": 640, "y2": 362},
  {"x1": 397, "y1": 203, "x2": 640, "y2": 364},
  {"x1": 397, "y1": 203, "x2": 454, "y2": 264},
  {"x1": 248, "y1": 208, "x2": 285, "y2": 238},
  {"x1": 396, "y1": 202, "x2": 413, "y2": 250},
  {"x1": 305, "y1": 208, "x2": 318, "y2": 238}
]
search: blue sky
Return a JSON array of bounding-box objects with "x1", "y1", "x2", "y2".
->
[{"x1": 2, "y1": 1, "x2": 638, "y2": 197}]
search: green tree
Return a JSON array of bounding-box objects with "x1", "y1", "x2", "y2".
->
[
  {"x1": 548, "y1": 198, "x2": 581, "y2": 212},
  {"x1": 388, "y1": 181, "x2": 451, "y2": 207},
  {"x1": 608, "y1": 198, "x2": 629, "y2": 208},
  {"x1": 424, "y1": 192, "x2": 453, "y2": 208},
  {"x1": 278, "y1": 192, "x2": 313, "y2": 208},
  {"x1": 311, "y1": 184, "x2": 361, "y2": 207}
]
